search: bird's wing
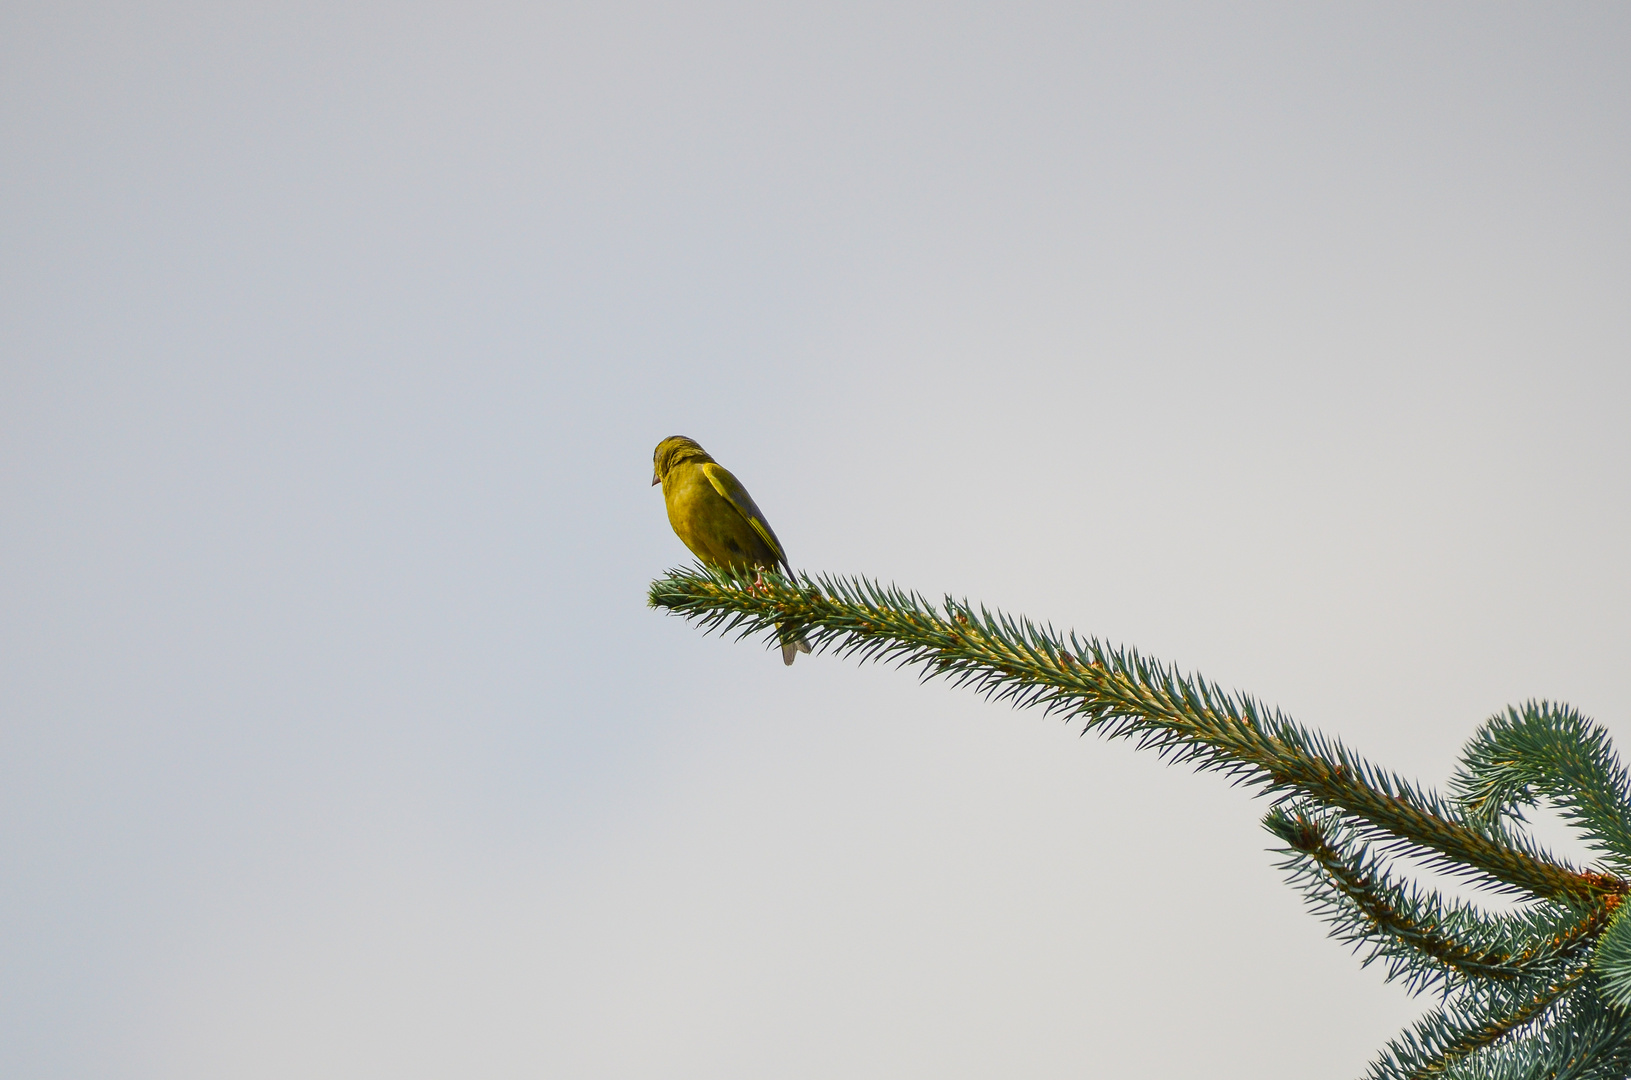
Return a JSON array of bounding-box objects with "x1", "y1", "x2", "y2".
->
[{"x1": 700, "y1": 462, "x2": 789, "y2": 570}]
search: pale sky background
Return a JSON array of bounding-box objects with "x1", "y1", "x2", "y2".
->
[{"x1": 3, "y1": 3, "x2": 1629, "y2": 1078}]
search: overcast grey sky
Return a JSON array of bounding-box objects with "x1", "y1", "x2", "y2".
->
[{"x1": 3, "y1": 3, "x2": 1628, "y2": 1077}]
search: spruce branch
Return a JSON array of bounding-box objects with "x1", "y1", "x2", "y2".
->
[
  {"x1": 1430, "y1": 990, "x2": 1631, "y2": 1080},
  {"x1": 1591, "y1": 900, "x2": 1631, "y2": 1011},
  {"x1": 1453, "y1": 703, "x2": 1631, "y2": 875},
  {"x1": 1266, "y1": 803, "x2": 1607, "y2": 995},
  {"x1": 648, "y1": 563, "x2": 1631, "y2": 1077},
  {"x1": 649, "y1": 565, "x2": 1618, "y2": 906},
  {"x1": 1363, "y1": 965, "x2": 1594, "y2": 1080}
]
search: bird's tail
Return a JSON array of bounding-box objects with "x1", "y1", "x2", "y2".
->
[{"x1": 780, "y1": 623, "x2": 813, "y2": 666}]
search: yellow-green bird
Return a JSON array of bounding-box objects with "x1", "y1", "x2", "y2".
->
[{"x1": 652, "y1": 435, "x2": 812, "y2": 664}]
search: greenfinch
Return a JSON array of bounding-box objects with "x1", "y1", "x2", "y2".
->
[{"x1": 652, "y1": 435, "x2": 812, "y2": 664}]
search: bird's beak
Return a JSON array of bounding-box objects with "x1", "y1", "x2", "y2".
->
[{"x1": 651, "y1": 474, "x2": 661, "y2": 487}]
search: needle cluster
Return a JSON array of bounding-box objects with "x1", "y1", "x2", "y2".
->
[{"x1": 649, "y1": 565, "x2": 1631, "y2": 1078}]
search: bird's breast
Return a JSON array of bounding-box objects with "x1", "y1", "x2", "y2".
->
[{"x1": 662, "y1": 467, "x2": 772, "y2": 570}]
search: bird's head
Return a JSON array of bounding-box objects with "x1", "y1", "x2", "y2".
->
[{"x1": 652, "y1": 435, "x2": 713, "y2": 486}]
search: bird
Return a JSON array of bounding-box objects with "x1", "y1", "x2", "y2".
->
[{"x1": 652, "y1": 435, "x2": 812, "y2": 664}]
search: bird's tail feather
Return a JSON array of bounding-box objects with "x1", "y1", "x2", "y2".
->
[{"x1": 780, "y1": 624, "x2": 813, "y2": 666}]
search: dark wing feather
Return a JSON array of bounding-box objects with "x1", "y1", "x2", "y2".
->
[{"x1": 701, "y1": 463, "x2": 790, "y2": 571}]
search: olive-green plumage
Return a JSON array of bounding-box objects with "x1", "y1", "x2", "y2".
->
[{"x1": 652, "y1": 435, "x2": 812, "y2": 664}]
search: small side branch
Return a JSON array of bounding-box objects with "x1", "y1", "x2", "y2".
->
[
  {"x1": 1268, "y1": 804, "x2": 1613, "y2": 992},
  {"x1": 1366, "y1": 963, "x2": 1593, "y2": 1080}
]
